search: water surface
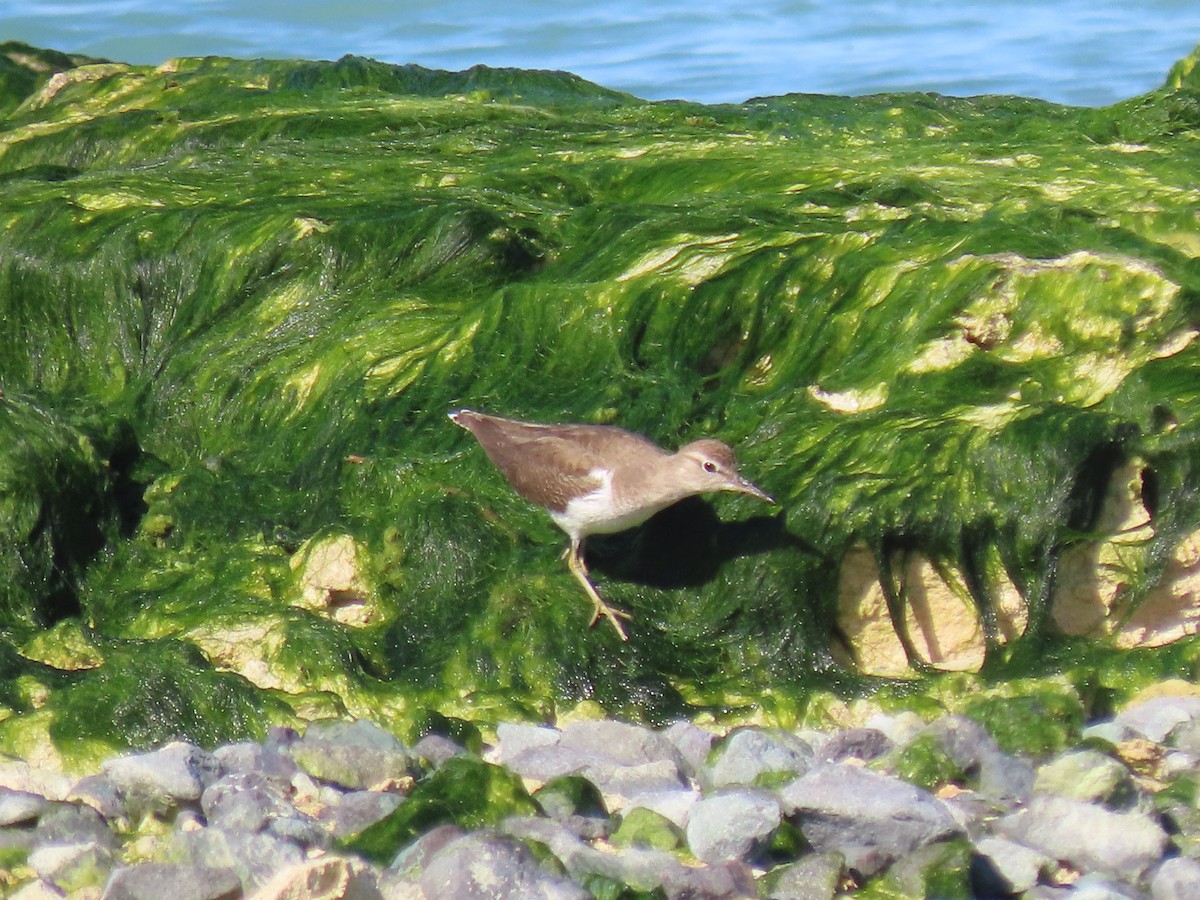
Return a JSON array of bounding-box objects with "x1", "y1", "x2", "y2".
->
[{"x1": 3, "y1": 2, "x2": 1199, "y2": 106}]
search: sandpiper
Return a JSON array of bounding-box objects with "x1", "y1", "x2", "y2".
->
[{"x1": 449, "y1": 409, "x2": 773, "y2": 640}]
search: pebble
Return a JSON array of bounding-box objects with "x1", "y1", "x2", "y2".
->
[
  {"x1": 1, "y1": 695, "x2": 1199, "y2": 897},
  {"x1": 995, "y1": 794, "x2": 1169, "y2": 882},
  {"x1": 685, "y1": 788, "x2": 781, "y2": 863},
  {"x1": 704, "y1": 727, "x2": 812, "y2": 789},
  {"x1": 780, "y1": 762, "x2": 960, "y2": 877}
]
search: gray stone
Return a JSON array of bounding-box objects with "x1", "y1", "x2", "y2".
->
[
  {"x1": 922, "y1": 715, "x2": 995, "y2": 768},
  {"x1": 9, "y1": 879, "x2": 70, "y2": 899},
  {"x1": 503, "y1": 737, "x2": 684, "y2": 811},
  {"x1": 265, "y1": 811, "x2": 329, "y2": 848},
  {"x1": 495, "y1": 722, "x2": 560, "y2": 764},
  {"x1": 977, "y1": 749, "x2": 1036, "y2": 805},
  {"x1": 320, "y1": 789, "x2": 405, "y2": 840},
  {"x1": 102, "y1": 742, "x2": 218, "y2": 814},
  {"x1": 971, "y1": 836, "x2": 1050, "y2": 895},
  {"x1": 558, "y1": 720, "x2": 680, "y2": 769},
  {"x1": 0, "y1": 761, "x2": 73, "y2": 802},
  {"x1": 864, "y1": 711, "x2": 926, "y2": 747},
  {"x1": 174, "y1": 827, "x2": 304, "y2": 893},
  {"x1": 816, "y1": 728, "x2": 892, "y2": 764},
  {"x1": 1114, "y1": 697, "x2": 1200, "y2": 744},
  {"x1": 419, "y1": 831, "x2": 588, "y2": 900},
  {"x1": 68, "y1": 775, "x2": 125, "y2": 822},
  {"x1": 1152, "y1": 856, "x2": 1200, "y2": 900},
  {"x1": 1170, "y1": 719, "x2": 1200, "y2": 755},
  {"x1": 375, "y1": 870, "x2": 427, "y2": 900},
  {"x1": 201, "y1": 771, "x2": 295, "y2": 833},
  {"x1": 411, "y1": 734, "x2": 464, "y2": 768},
  {"x1": 1084, "y1": 721, "x2": 1134, "y2": 745},
  {"x1": 1035, "y1": 749, "x2": 1133, "y2": 805},
  {"x1": 1069, "y1": 873, "x2": 1145, "y2": 899},
  {"x1": 587, "y1": 758, "x2": 685, "y2": 811},
  {"x1": 100, "y1": 863, "x2": 242, "y2": 900},
  {"x1": 763, "y1": 852, "x2": 844, "y2": 900},
  {"x1": 705, "y1": 728, "x2": 813, "y2": 789},
  {"x1": 503, "y1": 815, "x2": 686, "y2": 893},
  {"x1": 779, "y1": 763, "x2": 959, "y2": 877},
  {"x1": 881, "y1": 840, "x2": 971, "y2": 898},
  {"x1": 34, "y1": 803, "x2": 117, "y2": 850},
  {"x1": 659, "y1": 861, "x2": 757, "y2": 900},
  {"x1": 622, "y1": 786, "x2": 700, "y2": 829},
  {"x1": 28, "y1": 841, "x2": 113, "y2": 893},
  {"x1": 662, "y1": 720, "x2": 717, "y2": 779},
  {"x1": 938, "y1": 788, "x2": 1000, "y2": 832},
  {"x1": 1163, "y1": 750, "x2": 1199, "y2": 778},
  {"x1": 921, "y1": 715, "x2": 1033, "y2": 804},
  {"x1": 213, "y1": 740, "x2": 298, "y2": 782},
  {"x1": 290, "y1": 719, "x2": 410, "y2": 790},
  {"x1": 0, "y1": 788, "x2": 49, "y2": 826},
  {"x1": 685, "y1": 789, "x2": 780, "y2": 864},
  {"x1": 499, "y1": 743, "x2": 587, "y2": 783},
  {"x1": 0, "y1": 829, "x2": 36, "y2": 859},
  {"x1": 994, "y1": 795, "x2": 1168, "y2": 881},
  {"x1": 388, "y1": 824, "x2": 465, "y2": 876}
]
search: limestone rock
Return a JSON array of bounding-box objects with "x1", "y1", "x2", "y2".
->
[
  {"x1": 1115, "y1": 529, "x2": 1200, "y2": 649},
  {"x1": 249, "y1": 856, "x2": 383, "y2": 900},
  {"x1": 290, "y1": 532, "x2": 379, "y2": 627},
  {"x1": 835, "y1": 545, "x2": 1022, "y2": 675}
]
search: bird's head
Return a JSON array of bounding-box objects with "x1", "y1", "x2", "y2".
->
[{"x1": 676, "y1": 439, "x2": 773, "y2": 503}]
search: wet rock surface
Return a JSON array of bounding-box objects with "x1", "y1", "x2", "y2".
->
[{"x1": 5, "y1": 697, "x2": 1200, "y2": 897}]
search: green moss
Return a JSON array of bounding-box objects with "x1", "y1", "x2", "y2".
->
[
  {"x1": 2, "y1": 40, "x2": 1200, "y2": 734},
  {"x1": 862, "y1": 839, "x2": 973, "y2": 900},
  {"x1": 47, "y1": 640, "x2": 282, "y2": 753},
  {"x1": 578, "y1": 875, "x2": 657, "y2": 900},
  {"x1": 340, "y1": 755, "x2": 539, "y2": 864},
  {"x1": 408, "y1": 709, "x2": 484, "y2": 755},
  {"x1": 533, "y1": 775, "x2": 608, "y2": 820},
  {"x1": 961, "y1": 689, "x2": 1084, "y2": 757},
  {"x1": 611, "y1": 807, "x2": 682, "y2": 851},
  {"x1": 890, "y1": 733, "x2": 969, "y2": 791}
]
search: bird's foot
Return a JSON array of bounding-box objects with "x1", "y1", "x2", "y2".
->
[{"x1": 588, "y1": 598, "x2": 631, "y2": 641}]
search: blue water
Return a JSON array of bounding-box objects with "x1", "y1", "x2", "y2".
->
[{"x1": 3, "y1": 1, "x2": 1200, "y2": 106}]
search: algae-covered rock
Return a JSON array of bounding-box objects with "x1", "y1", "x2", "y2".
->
[
  {"x1": 2, "y1": 38, "x2": 1200, "y2": 745},
  {"x1": 341, "y1": 756, "x2": 538, "y2": 864}
]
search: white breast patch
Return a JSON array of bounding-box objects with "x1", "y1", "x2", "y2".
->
[{"x1": 548, "y1": 468, "x2": 667, "y2": 539}]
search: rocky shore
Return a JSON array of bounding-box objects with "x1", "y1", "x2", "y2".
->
[{"x1": 4, "y1": 687, "x2": 1200, "y2": 899}]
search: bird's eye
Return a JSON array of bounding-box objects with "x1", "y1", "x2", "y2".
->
[{"x1": 702, "y1": 461, "x2": 718, "y2": 473}]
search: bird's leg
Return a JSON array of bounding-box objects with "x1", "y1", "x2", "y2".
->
[{"x1": 566, "y1": 538, "x2": 630, "y2": 641}]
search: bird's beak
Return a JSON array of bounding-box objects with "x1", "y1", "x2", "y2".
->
[{"x1": 731, "y1": 478, "x2": 774, "y2": 504}]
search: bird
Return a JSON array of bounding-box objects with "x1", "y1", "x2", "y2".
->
[{"x1": 449, "y1": 409, "x2": 773, "y2": 640}]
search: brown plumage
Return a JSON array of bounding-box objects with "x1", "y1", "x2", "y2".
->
[{"x1": 450, "y1": 409, "x2": 772, "y2": 640}]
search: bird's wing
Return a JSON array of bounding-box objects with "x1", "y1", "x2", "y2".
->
[{"x1": 481, "y1": 432, "x2": 607, "y2": 514}]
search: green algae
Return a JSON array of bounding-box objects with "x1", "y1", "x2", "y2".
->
[
  {"x1": 1, "y1": 39, "x2": 1200, "y2": 748},
  {"x1": 889, "y1": 732, "x2": 969, "y2": 792},
  {"x1": 860, "y1": 838, "x2": 973, "y2": 900},
  {"x1": 340, "y1": 755, "x2": 538, "y2": 864},
  {"x1": 611, "y1": 807, "x2": 682, "y2": 852}
]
